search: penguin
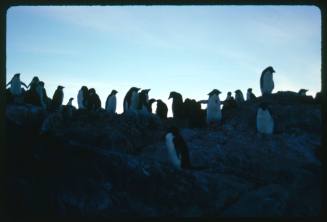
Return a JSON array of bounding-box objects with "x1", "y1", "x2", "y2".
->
[
  {"x1": 206, "y1": 89, "x2": 222, "y2": 125},
  {"x1": 168, "y1": 91, "x2": 184, "y2": 119},
  {"x1": 40, "y1": 81, "x2": 51, "y2": 109},
  {"x1": 246, "y1": 88, "x2": 256, "y2": 101},
  {"x1": 315, "y1": 92, "x2": 321, "y2": 104},
  {"x1": 123, "y1": 87, "x2": 140, "y2": 113},
  {"x1": 235, "y1": 89, "x2": 245, "y2": 104},
  {"x1": 156, "y1": 99, "x2": 168, "y2": 120},
  {"x1": 35, "y1": 81, "x2": 46, "y2": 109},
  {"x1": 6, "y1": 73, "x2": 28, "y2": 96},
  {"x1": 51, "y1": 85, "x2": 64, "y2": 112},
  {"x1": 105, "y1": 89, "x2": 118, "y2": 114},
  {"x1": 67, "y1": 97, "x2": 74, "y2": 106},
  {"x1": 184, "y1": 98, "x2": 204, "y2": 128},
  {"x1": 260, "y1": 66, "x2": 275, "y2": 95},
  {"x1": 137, "y1": 89, "x2": 151, "y2": 113},
  {"x1": 25, "y1": 76, "x2": 41, "y2": 106},
  {"x1": 77, "y1": 86, "x2": 89, "y2": 109},
  {"x1": 256, "y1": 102, "x2": 274, "y2": 134},
  {"x1": 224, "y1": 92, "x2": 233, "y2": 102},
  {"x1": 298, "y1": 89, "x2": 308, "y2": 96},
  {"x1": 27, "y1": 76, "x2": 40, "y2": 91},
  {"x1": 87, "y1": 88, "x2": 101, "y2": 111},
  {"x1": 165, "y1": 127, "x2": 191, "y2": 169}
]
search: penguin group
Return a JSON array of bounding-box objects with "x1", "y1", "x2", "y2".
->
[{"x1": 6, "y1": 65, "x2": 321, "y2": 170}]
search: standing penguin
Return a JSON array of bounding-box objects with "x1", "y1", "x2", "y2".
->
[
  {"x1": 246, "y1": 88, "x2": 256, "y2": 101},
  {"x1": 105, "y1": 89, "x2": 118, "y2": 114},
  {"x1": 35, "y1": 81, "x2": 46, "y2": 109},
  {"x1": 87, "y1": 88, "x2": 101, "y2": 111},
  {"x1": 77, "y1": 86, "x2": 89, "y2": 109},
  {"x1": 298, "y1": 89, "x2": 308, "y2": 96},
  {"x1": 137, "y1": 89, "x2": 151, "y2": 113},
  {"x1": 27, "y1": 76, "x2": 40, "y2": 91},
  {"x1": 123, "y1": 87, "x2": 140, "y2": 113},
  {"x1": 206, "y1": 89, "x2": 222, "y2": 125},
  {"x1": 156, "y1": 99, "x2": 168, "y2": 120},
  {"x1": 51, "y1": 85, "x2": 64, "y2": 112},
  {"x1": 256, "y1": 102, "x2": 274, "y2": 134},
  {"x1": 6, "y1": 73, "x2": 28, "y2": 96},
  {"x1": 260, "y1": 66, "x2": 275, "y2": 95},
  {"x1": 168, "y1": 91, "x2": 184, "y2": 119},
  {"x1": 165, "y1": 127, "x2": 191, "y2": 170},
  {"x1": 235, "y1": 89, "x2": 245, "y2": 104}
]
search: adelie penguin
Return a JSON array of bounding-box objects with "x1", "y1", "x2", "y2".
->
[
  {"x1": 137, "y1": 89, "x2": 151, "y2": 114},
  {"x1": 77, "y1": 86, "x2": 89, "y2": 109},
  {"x1": 256, "y1": 102, "x2": 274, "y2": 135},
  {"x1": 165, "y1": 127, "x2": 208, "y2": 170},
  {"x1": 235, "y1": 89, "x2": 245, "y2": 104},
  {"x1": 168, "y1": 91, "x2": 184, "y2": 119},
  {"x1": 87, "y1": 88, "x2": 101, "y2": 111},
  {"x1": 184, "y1": 98, "x2": 205, "y2": 128},
  {"x1": 105, "y1": 89, "x2": 118, "y2": 114},
  {"x1": 123, "y1": 87, "x2": 140, "y2": 113},
  {"x1": 246, "y1": 88, "x2": 256, "y2": 101},
  {"x1": 156, "y1": 99, "x2": 168, "y2": 120},
  {"x1": 63, "y1": 97, "x2": 76, "y2": 118},
  {"x1": 165, "y1": 127, "x2": 191, "y2": 169},
  {"x1": 298, "y1": 89, "x2": 308, "y2": 96},
  {"x1": 35, "y1": 81, "x2": 47, "y2": 109},
  {"x1": 260, "y1": 66, "x2": 275, "y2": 96},
  {"x1": 222, "y1": 91, "x2": 237, "y2": 109},
  {"x1": 6, "y1": 73, "x2": 28, "y2": 96},
  {"x1": 25, "y1": 76, "x2": 41, "y2": 106},
  {"x1": 51, "y1": 85, "x2": 64, "y2": 112},
  {"x1": 207, "y1": 89, "x2": 222, "y2": 126}
]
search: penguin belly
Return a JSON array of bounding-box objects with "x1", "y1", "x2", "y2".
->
[
  {"x1": 261, "y1": 73, "x2": 274, "y2": 94},
  {"x1": 77, "y1": 90, "x2": 84, "y2": 109},
  {"x1": 10, "y1": 78, "x2": 22, "y2": 96},
  {"x1": 256, "y1": 109, "x2": 274, "y2": 134},
  {"x1": 165, "y1": 133, "x2": 181, "y2": 169},
  {"x1": 207, "y1": 97, "x2": 221, "y2": 124},
  {"x1": 106, "y1": 96, "x2": 116, "y2": 113},
  {"x1": 130, "y1": 92, "x2": 139, "y2": 111}
]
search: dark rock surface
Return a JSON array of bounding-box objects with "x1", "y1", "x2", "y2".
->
[{"x1": 4, "y1": 91, "x2": 321, "y2": 218}]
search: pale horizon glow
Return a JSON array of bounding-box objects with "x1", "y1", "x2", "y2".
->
[{"x1": 6, "y1": 6, "x2": 321, "y2": 116}]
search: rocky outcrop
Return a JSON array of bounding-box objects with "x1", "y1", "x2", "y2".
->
[{"x1": 4, "y1": 92, "x2": 321, "y2": 218}]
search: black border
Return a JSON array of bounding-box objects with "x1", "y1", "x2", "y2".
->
[{"x1": 0, "y1": 0, "x2": 325, "y2": 221}]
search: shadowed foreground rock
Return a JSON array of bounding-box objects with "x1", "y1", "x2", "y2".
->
[{"x1": 4, "y1": 92, "x2": 321, "y2": 218}]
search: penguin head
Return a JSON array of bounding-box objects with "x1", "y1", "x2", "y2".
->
[
  {"x1": 265, "y1": 66, "x2": 275, "y2": 74},
  {"x1": 235, "y1": 89, "x2": 242, "y2": 95},
  {"x1": 227, "y1": 92, "x2": 232, "y2": 96},
  {"x1": 130, "y1": 87, "x2": 141, "y2": 93},
  {"x1": 208, "y1": 89, "x2": 221, "y2": 96},
  {"x1": 32, "y1": 76, "x2": 40, "y2": 82},
  {"x1": 298, "y1": 89, "x2": 308, "y2": 95},
  {"x1": 149, "y1": 98, "x2": 156, "y2": 104},
  {"x1": 168, "y1": 91, "x2": 182, "y2": 100},
  {"x1": 13, "y1": 73, "x2": 20, "y2": 78},
  {"x1": 69, "y1": 97, "x2": 74, "y2": 101},
  {"x1": 81, "y1": 86, "x2": 88, "y2": 91},
  {"x1": 89, "y1": 88, "x2": 96, "y2": 94},
  {"x1": 39, "y1": 81, "x2": 45, "y2": 87},
  {"x1": 110, "y1": 89, "x2": 118, "y2": 95},
  {"x1": 141, "y1": 89, "x2": 151, "y2": 94},
  {"x1": 58, "y1": 85, "x2": 64, "y2": 90},
  {"x1": 247, "y1": 88, "x2": 252, "y2": 92}
]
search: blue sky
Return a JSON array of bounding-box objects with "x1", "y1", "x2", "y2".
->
[{"x1": 6, "y1": 6, "x2": 321, "y2": 116}]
